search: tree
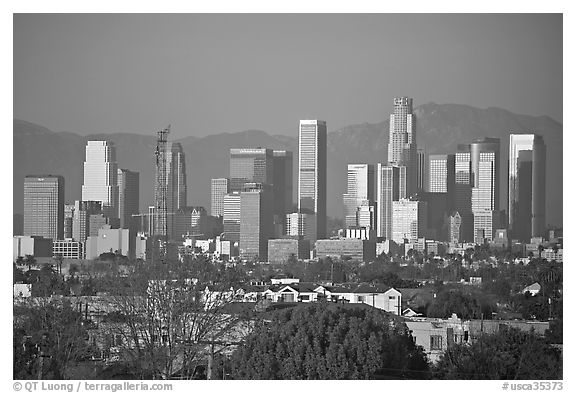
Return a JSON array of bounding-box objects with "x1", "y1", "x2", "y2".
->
[
  {"x1": 103, "y1": 260, "x2": 246, "y2": 379},
  {"x1": 426, "y1": 289, "x2": 496, "y2": 320},
  {"x1": 14, "y1": 298, "x2": 96, "y2": 379},
  {"x1": 434, "y1": 326, "x2": 562, "y2": 379},
  {"x1": 229, "y1": 303, "x2": 429, "y2": 379}
]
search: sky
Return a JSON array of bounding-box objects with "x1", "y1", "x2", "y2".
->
[{"x1": 13, "y1": 13, "x2": 562, "y2": 139}]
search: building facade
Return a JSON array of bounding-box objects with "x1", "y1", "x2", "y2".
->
[
  {"x1": 343, "y1": 164, "x2": 375, "y2": 229},
  {"x1": 223, "y1": 192, "x2": 241, "y2": 243},
  {"x1": 154, "y1": 142, "x2": 187, "y2": 239},
  {"x1": 272, "y1": 150, "x2": 294, "y2": 232},
  {"x1": 509, "y1": 134, "x2": 546, "y2": 242},
  {"x1": 267, "y1": 238, "x2": 310, "y2": 264},
  {"x1": 210, "y1": 178, "x2": 229, "y2": 217},
  {"x1": 229, "y1": 148, "x2": 274, "y2": 192},
  {"x1": 23, "y1": 175, "x2": 65, "y2": 240},
  {"x1": 81, "y1": 141, "x2": 119, "y2": 225},
  {"x1": 392, "y1": 199, "x2": 428, "y2": 243},
  {"x1": 117, "y1": 168, "x2": 139, "y2": 230},
  {"x1": 388, "y1": 97, "x2": 417, "y2": 197},
  {"x1": 72, "y1": 200, "x2": 102, "y2": 242},
  {"x1": 286, "y1": 212, "x2": 317, "y2": 243},
  {"x1": 298, "y1": 120, "x2": 327, "y2": 239},
  {"x1": 376, "y1": 164, "x2": 401, "y2": 240},
  {"x1": 239, "y1": 189, "x2": 274, "y2": 261}
]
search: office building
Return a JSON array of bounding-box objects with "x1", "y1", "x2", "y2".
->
[
  {"x1": 81, "y1": 141, "x2": 119, "y2": 225},
  {"x1": 376, "y1": 164, "x2": 401, "y2": 240},
  {"x1": 53, "y1": 240, "x2": 84, "y2": 260},
  {"x1": 239, "y1": 189, "x2": 273, "y2": 261},
  {"x1": 392, "y1": 199, "x2": 428, "y2": 244},
  {"x1": 229, "y1": 148, "x2": 274, "y2": 192},
  {"x1": 223, "y1": 192, "x2": 241, "y2": 243},
  {"x1": 286, "y1": 212, "x2": 317, "y2": 243},
  {"x1": 95, "y1": 225, "x2": 133, "y2": 259},
  {"x1": 154, "y1": 142, "x2": 187, "y2": 238},
  {"x1": 267, "y1": 238, "x2": 310, "y2": 264},
  {"x1": 272, "y1": 150, "x2": 294, "y2": 230},
  {"x1": 117, "y1": 168, "x2": 139, "y2": 230},
  {"x1": 418, "y1": 192, "x2": 449, "y2": 241},
  {"x1": 72, "y1": 200, "x2": 102, "y2": 242},
  {"x1": 454, "y1": 148, "x2": 473, "y2": 241},
  {"x1": 13, "y1": 236, "x2": 53, "y2": 260},
  {"x1": 429, "y1": 154, "x2": 456, "y2": 209},
  {"x1": 388, "y1": 97, "x2": 417, "y2": 196},
  {"x1": 298, "y1": 120, "x2": 327, "y2": 239},
  {"x1": 64, "y1": 203, "x2": 75, "y2": 239},
  {"x1": 342, "y1": 164, "x2": 375, "y2": 229},
  {"x1": 509, "y1": 134, "x2": 546, "y2": 242},
  {"x1": 417, "y1": 148, "x2": 427, "y2": 193},
  {"x1": 173, "y1": 206, "x2": 208, "y2": 240},
  {"x1": 24, "y1": 175, "x2": 65, "y2": 240},
  {"x1": 447, "y1": 211, "x2": 462, "y2": 243},
  {"x1": 315, "y1": 239, "x2": 376, "y2": 263},
  {"x1": 470, "y1": 138, "x2": 500, "y2": 241},
  {"x1": 211, "y1": 178, "x2": 229, "y2": 217}
]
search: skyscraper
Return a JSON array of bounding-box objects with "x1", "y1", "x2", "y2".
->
[
  {"x1": 154, "y1": 142, "x2": 187, "y2": 238},
  {"x1": 229, "y1": 148, "x2": 274, "y2": 192},
  {"x1": 117, "y1": 168, "x2": 139, "y2": 230},
  {"x1": 82, "y1": 141, "x2": 119, "y2": 226},
  {"x1": 509, "y1": 134, "x2": 546, "y2": 242},
  {"x1": 298, "y1": 120, "x2": 327, "y2": 239},
  {"x1": 392, "y1": 198, "x2": 428, "y2": 244},
  {"x1": 470, "y1": 138, "x2": 500, "y2": 241},
  {"x1": 239, "y1": 189, "x2": 274, "y2": 261},
  {"x1": 211, "y1": 178, "x2": 230, "y2": 217},
  {"x1": 64, "y1": 203, "x2": 75, "y2": 239},
  {"x1": 454, "y1": 147, "x2": 473, "y2": 241},
  {"x1": 223, "y1": 192, "x2": 241, "y2": 243},
  {"x1": 72, "y1": 200, "x2": 102, "y2": 242},
  {"x1": 376, "y1": 164, "x2": 400, "y2": 240},
  {"x1": 429, "y1": 154, "x2": 456, "y2": 194},
  {"x1": 342, "y1": 164, "x2": 374, "y2": 229},
  {"x1": 272, "y1": 150, "x2": 294, "y2": 221},
  {"x1": 417, "y1": 148, "x2": 427, "y2": 193},
  {"x1": 23, "y1": 175, "x2": 65, "y2": 240},
  {"x1": 388, "y1": 97, "x2": 417, "y2": 196}
]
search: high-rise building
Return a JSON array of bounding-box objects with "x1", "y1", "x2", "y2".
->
[
  {"x1": 23, "y1": 175, "x2": 65, "y2": 240},
  {"x1": 447, "y1": 211, "x2": 462, "y2": 243},
  {"x1": 417, "y1": 148, "x2": 427, "y2": 193},
  {"x1": 272, "y1": 150, "x2": 294, "y2": 227},
  {"x1": 72, "y1": 200, "x2": 102, "y2": 242},
  {"x1": 298, "y1": 120, "x2": 327, "y2": 239},
  {"x1": 286, "y1": 212, "x2": 317, "y2": 243},
  {"x1": 343, "y1": 164, "x2": 374, "y2": 228},
  {"x1": 429, "y1": 154, "x2": 456, "y2": 194},
  {"x1": 470, "y1": 138, "x2": 500, "y2": 241},
  {"x1": 64, "y1": 203, "x2": 75, "y2": 239},
  {"x1": 223, "y1": 192, "x2": 241, "y2": 243},
  {"x1": 392, "y1": 198, "x2": 427, "y2": 244},
  {"x1": 239, "y1": 189, "x2": 274, "y2": 261},
  {"x1": 509, "y1": 134, "x2": 546, "y2": 242},
  {"x1": 154, "y1": 142, "x2": 187, "y2": 239},
  {"x1": 388, "y1": 97, "x2": 417, "y2": 196},
  {"x1": 81, "y1": 141, "x2": 119, "y2": 226},
  {"x1": 376, "y1": 164, "x2": 401, "y2": 240},
  {"x1": 229, "y1": 148, "x2": 274, "y2": 192},
  {"x1": 454, "y1": 147, "x2": 473, "y2": 241},
  {"x1": 211, "y1": 178, "x2": 230, "y2": 217},
  {"x1": 117, "y1": 169, "x2": 139, "y2": 230}
]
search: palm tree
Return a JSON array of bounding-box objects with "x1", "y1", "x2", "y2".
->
[{"x1": 24, "y1": 254, "x2": 36, "y2": 271}]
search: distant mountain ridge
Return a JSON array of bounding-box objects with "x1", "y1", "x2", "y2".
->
[{"x1": 13, "y1": 103, "x2": 563, "y2": 227}]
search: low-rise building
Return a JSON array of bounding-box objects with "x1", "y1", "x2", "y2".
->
[
  {"x1": 315, "y1": 238, "x2": 376, "y2": 262},
  {"x1": 267, "y1": 238, "x2": 310, "y2": 264},
  {"x1": 53, "y1": 239, "x2": 85, "y2": 259}
]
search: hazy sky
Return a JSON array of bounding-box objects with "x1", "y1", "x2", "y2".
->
[{"x1": 13, "y1": 14, "x2": 562, "y2": 139}]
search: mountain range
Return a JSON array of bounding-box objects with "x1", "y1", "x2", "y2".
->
[{"x1": 13, "y1": 102, "x2": 563, "y2": 228}]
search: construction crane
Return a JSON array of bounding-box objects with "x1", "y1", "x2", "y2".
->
[{"x1": 154, "y1": 125, "x2": 171, "y2": 262}]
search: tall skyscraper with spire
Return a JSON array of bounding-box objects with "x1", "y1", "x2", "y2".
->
[
  {"x1": 298, "y1": 120, "x2": 327, "y2": 239},
  {"x1": 509, "y1": 134, "x2": 546, "y2": 242},
  {"x1": 81, "y1": 141, "x2": 119, "y2": 226},
  {"x1": 388, "y1": 97, "x2": 417, "y2": 197},
  {"x1": 154, "y1": 142, "x2": 187, "y2": 239}
]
